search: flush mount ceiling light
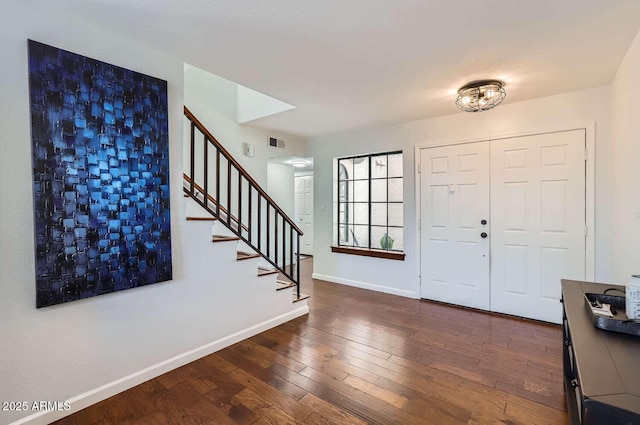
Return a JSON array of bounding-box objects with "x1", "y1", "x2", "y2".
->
[
  {"x1": 291, "y1": 160, "x2": 307, "y2": 168},
  {"x1": 455, "y1": 80, "x2": 506, "y2": 112}
]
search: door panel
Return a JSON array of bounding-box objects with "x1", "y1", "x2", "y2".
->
[
  {"x1": 295, "y1": 175, "x2": 314, "y2": 255},
  {"x1": 294, "y1": 178, "x2": 303, "y2": 224},
  {"x1": 420, "y1": 142, "x2": 490, "y2": 310},
  {"x1": 490, "y1": 130, "x2": 585, "y2": 323}
]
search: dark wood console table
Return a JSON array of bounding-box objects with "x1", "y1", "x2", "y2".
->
[{"x1": 562, "y1": 279, "x2": 640, "y2": 424}]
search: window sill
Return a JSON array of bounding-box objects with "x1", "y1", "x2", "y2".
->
[{"x1": 331, "y1": 246, "x2": 405, "y2": 261}]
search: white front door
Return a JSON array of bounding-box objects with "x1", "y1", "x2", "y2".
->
[
  {"x1": 295, "y1": 175, "x2": 314, "y2": 255},
  {"x1": 420, "y1": 142, "x2": 491, "y2": 310},
  {"x1": 490, "y1": 130, "x2": 586, "y2": 323},
  {"x1": 419, "y1": 130, "x2": 586, "y2": 323}
]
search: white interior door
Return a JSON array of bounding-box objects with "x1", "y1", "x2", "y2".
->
[
  {"x1": 420, "y1": 142, "x2": 491, "y2": 310},
  {"x1": 294, "y1": 175, "x2": 314, "y2": 255},
  {"x1": 490, "y1": 130, "x2": 586, "y2": 323}
]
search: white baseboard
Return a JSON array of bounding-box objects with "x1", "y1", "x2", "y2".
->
[
  {"x1": 10, "y1": 306, "x2": 309, "y2": 425},
  {"x1": 312, "y1": 273, "x2": 419, "y2": 299}
]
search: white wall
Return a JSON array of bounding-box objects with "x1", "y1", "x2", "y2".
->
[
  {"x1": 307, "y1": 86, "x2": 612, "y2": 298},
  {"x1": 611, "y1": 29, "x2": 640, "y2": 284},
  {"x1": 267, "y1": 163, "x2": 295, "y2": 218},
  {"x1": 0, "y1": 3, "x2": 306, "y2": 424},
  {"x1": 265, "y1": 163, "x2": 296, "y2": 267}
]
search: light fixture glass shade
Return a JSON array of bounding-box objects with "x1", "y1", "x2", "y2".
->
[
  {"x1": 291, "y1": 160, "x2": 307, "y2": 168},
  {"x1": 456, "y1": 80, "x2": 506, "y2": 112}
]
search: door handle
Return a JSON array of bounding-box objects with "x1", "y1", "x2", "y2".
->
[{"x1": 481, "y1": 232, "x2": 488, "y2": 239}]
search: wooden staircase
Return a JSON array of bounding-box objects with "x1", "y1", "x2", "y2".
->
[
  {"x1": 183, "y1": 106, "x2": 308, "y2": 304},
  {"x1": 185, "y1": 204, "x2": 309, "y2": 303}
]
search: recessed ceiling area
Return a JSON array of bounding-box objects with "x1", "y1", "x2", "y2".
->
[
  {"x1": 61, "y1": 0, "x2": 640, "y2": 138},
  {"x1": 268, "y1": 156, "x2": 314, "y2": 172},
  {"x1": 185, "y1": 63, "x2": 296, "y2": 124},
  {"x1": 236, "y1": 84, "x2": 295, "y2": 124}
]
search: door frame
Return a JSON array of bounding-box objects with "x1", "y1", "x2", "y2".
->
[{"x1": 414, "y1": 122, "x2": 596, "y2": 295}]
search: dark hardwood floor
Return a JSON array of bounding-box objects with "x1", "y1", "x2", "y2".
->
[{"x1": 54, "y1": 258, "x2": 567, "y2": 424}]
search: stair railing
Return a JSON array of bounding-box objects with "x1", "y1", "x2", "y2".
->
[{"x1": 183, "y1": 106, "x2": 302, "y2": 297}]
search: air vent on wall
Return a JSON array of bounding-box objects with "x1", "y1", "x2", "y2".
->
[{"x1": 268, "y1": 137, "x2": 285, "y2": 149}]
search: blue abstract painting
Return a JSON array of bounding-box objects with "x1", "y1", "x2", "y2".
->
[{"x1": 28, "y1": 40, "x2": 172, "y2": 308}]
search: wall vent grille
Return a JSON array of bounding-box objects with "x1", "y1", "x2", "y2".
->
[{"x1": 269, "y1": 137, "x2": 285, "y2": 149}]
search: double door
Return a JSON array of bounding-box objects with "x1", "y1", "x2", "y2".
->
[{"x1": 419, "y1": 130, "x2": 586, "y2": 323}]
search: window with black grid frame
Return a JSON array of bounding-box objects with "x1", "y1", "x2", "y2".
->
[{"x1": 337, "y1": 151, "x2": 403, "y2": 252}]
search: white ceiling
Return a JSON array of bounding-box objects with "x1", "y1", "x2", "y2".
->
[{"x1": 64, "y1": 0, "x2": 640, "y2": 139}]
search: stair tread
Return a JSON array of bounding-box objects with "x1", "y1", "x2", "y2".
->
[
  {"x1": 186, "y1": 216, "x2": 217, "y2": 221},
  {"x1": 276, "y1": 281, "x2": 296, "y2": 290},
  {"x1": 212, "y1": 235, "x2": 240, "y2": 242},
  {"x1": 237, "y1": 251, "x2": 260, "y2": 261},
  {"x1": 293, "y1": 293, "x2": 310, "y2": 303},
  {"x1": 258, "y1": 265, "x2": 277, "y2": 271},
  {"x1": 258, "y1": 269, "x2": 279, "y2": 277}
]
